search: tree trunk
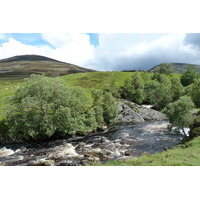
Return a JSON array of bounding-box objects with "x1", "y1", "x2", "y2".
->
[{"x1": 182, "y1": 127, "x2": 188, "y2": 138}]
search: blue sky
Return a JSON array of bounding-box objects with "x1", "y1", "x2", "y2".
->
[
  {"x1": 1, "y1": 33, "x2": 200, "y2": 71},
  {"x1": 0, "y1": 33, "x2": 99, "y2": 47}
]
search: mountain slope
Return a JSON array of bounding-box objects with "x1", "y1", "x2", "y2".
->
[
  {"x1": 150, "y1": 62, "x2": 200, "y2": 73},
  {"x1": 0, "y1": 55, "x2": 95, "y2": 79}
]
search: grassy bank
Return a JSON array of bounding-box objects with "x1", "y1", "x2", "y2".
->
[{"x1": 95, "y1": 136, "x2": 200, "y2": 166}]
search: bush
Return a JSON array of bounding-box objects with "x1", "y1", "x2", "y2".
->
[
  {"x1": 180, "y1": 66, "x2": 198, "y2": 87},
  {"x1": 163, "y1": 96, "x2": 195, "y2": 137},
  {"x1": 92, "y1": 89, "x2": 118, "y2": 126},
  {"x1": 124, "y1": 72, "x2": 145, "y2": 104},
  {"x1": 5, "y1": 75, "x2": 97, "y2": 141}
]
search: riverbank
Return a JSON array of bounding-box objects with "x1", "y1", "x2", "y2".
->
[
  {"x1": 95, "y1": 135, "x2": 200, "y2": 166},
  {"x1": 0, "y1": 120, "x2": 182, "y2": 166}
]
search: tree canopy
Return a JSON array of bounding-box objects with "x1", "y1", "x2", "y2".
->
[
  {"x1": 180, "y1": 66, "x2": 199, "y2": 87},
  {"x1": 163, "y1": 96, "x2": 195, "y2": 137}
]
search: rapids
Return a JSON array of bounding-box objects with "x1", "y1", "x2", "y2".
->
[{"x1": 0, "y1": 120, "x2": 183, "y2": 166}]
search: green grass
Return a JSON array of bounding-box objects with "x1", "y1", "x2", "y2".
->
[
  {"x1": 0, "y1": 79, "x2": 24, "y2": 120},
  {"x1": 60, "y1": 71, "x2": 153, "y2": 91},
  {"x1": 0, "y1": 71, "x2": 199, "y2": 166},
  {"x1": 94, "y1": 137, "x2": 200, "y2": 166},
  {"x1": 0, "y1": 71, "x2": 181, "y2": 120}
]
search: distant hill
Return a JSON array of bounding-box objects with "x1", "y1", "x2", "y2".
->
[
  {"x1": 149, "y1": 62, "x2": 200, "y2": 74},
  {"x1": 0, "y1": 55, "x2": 95, "y2": 79}
]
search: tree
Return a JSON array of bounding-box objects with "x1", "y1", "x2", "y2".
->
[
  {"x1": 154, "y1": 63, "x2": 174, "y2": 75},
  {"x1": 163, "y1": 96, "x2": 195, "y2": 138},
  {"x1": 170, "y1": 77, "x2": 183, "y2": 101},
  {"x1": 180, "y1": 66, "x2": 199, "y2": 87},
  {"x1": 92, "y1": 89, "x2": 104, "y2": 126},
  {"x1": 191, "y1": 78, "x2": 200, "y2": 107},
  {"x1": 6, "y1": 75, "x2": 97, "y2": 140},
  {"x1": 92, "y1": 89, "x2": 118, "y2": 126},
  {"x1": 144, "y1": 76, "x2": 172, "y2": 110},
  {"x1": 102, "y1": 92, "x2": 118, "y2": 125},
  {"x1": 124, "y1": 72, "x2": 145, "y2": 104},
  {"x1": 108, "y1": 79, "x2": 120, "y2": 98},
  {"x1": 153, "y1": 63, "x2": 174, "y2": 80}
]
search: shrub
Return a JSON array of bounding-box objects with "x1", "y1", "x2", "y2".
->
[
  {"x1": 180, "y1": 66, "x2": 199, "y2": 87},
  {"x1": 163, "y1": 96, "x2": 195, "y2": 137},
  {"x1": 5, "y1": 75, "x2": 97, "y2": 141}
]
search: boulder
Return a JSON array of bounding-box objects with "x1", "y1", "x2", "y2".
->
[
  {"x1": 116, "y1": 100, "x2": 167, "y2": 124},
  {"x1": 0, "y1": 147, "x2": 15, "y2": 158}
]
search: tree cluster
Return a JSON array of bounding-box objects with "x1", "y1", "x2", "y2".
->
[{"x1": 3, "y1": 75, "x2": 118, "y2": 142}]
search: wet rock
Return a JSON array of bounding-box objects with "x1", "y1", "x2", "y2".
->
[
  {"x1": 0, "y1": 147, "x2": 15, "y2": 158},
  {"x1": 117, "y1": 100, "x2": 167, "y2": 124},
  {"x1": 117, "y1": 102, "x2": 144, "y2": 123},
  {"x1": 20, "y1": 146, "x2": 27, "y2": 152},
  {"x1": 49, "y1": 143, "x2": 81, "y2": 159},
  {"x1": 28, "y1": 159, "x2": 55, "y2": 166}
]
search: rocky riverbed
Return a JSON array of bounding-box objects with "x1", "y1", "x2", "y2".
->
[{"x1": 0, "y1": 120, "x2": 183, "y2": 166}]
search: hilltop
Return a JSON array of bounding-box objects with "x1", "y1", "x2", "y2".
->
[
  {"x1": 150, "y1": 62, "x2": 200, "y2": 73},
  {"x1": 0, "y1": 55, "x2": 95, "y2": 79}
]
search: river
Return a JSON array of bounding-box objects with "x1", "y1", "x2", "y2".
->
[{"x1": 0, "y1": 120, "x2": 183, "y2": 166}]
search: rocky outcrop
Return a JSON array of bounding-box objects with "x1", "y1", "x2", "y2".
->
[{"x1": 117, "y1": 99, "x2": 167, "y2": 124}]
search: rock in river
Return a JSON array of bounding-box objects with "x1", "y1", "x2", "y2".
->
[{"x1": 117, "y1": 99, "x2": 167, "y2": 124}]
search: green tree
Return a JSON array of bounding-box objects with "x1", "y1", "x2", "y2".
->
[
  {"x1": 92, "y1": 89, "x2": 104, "y2": 126},
  {"x1": 102, "y1": 92, "x2": 118, "y2": 125},
  {"x1": 6, "y1": 75, "x2": 97, "y2": 141},
  {"x1": 124, "y1": 72, "x2": 145, "y2": 104},
  {"x1": 191, "y1": 78, "x2": 200, "y2": 107},
  {"x1": 108, "y1": 79, "x2": 120, "y2": 98},
  {"x1": 144, "y1": 76, "x2": 172, "y2": 110},
  {"x1": 154, "y1": 63, "x2": 174, "y2": 75},
  {"x1": 171, "y1": 77, "x2": 183, "y2": 101},
  {"x1": 163, "y1": 96, "x2": 195, "y2": 137},
  {"x1": 180, "y1": 66, "x2": 199, "y2": 87},
  {"x1": 153, "y1": 63, "x2": 174, "y2": 80}
]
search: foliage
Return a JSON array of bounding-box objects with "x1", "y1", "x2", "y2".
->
[
  {"x1": 170, "y1": 77, "x2": 184, "y2": 101},
  {"x1": 153, "y1": 63, "x2": 174, "y2": 80},
  {"x1": 144, "y1": 77, "x2": 172, "y2": 110},
  {"x1": 180, "y1": 66, "x2": 199, "y2": 87},
  {"x1": 163, "y1": 96, "x2": 195, "y2": 137},
  {"x1": 5, "y1": 75, "x2": 97, "y2": 140},
  {"x1": 92, "y1": 89, "x2": 104, "y2": 126},
  {"x1": 190, "y1": 115, "x2": 200, "y2": 138},
  {"x1": 191, "y1": 78, "x2": 200, "y2": 107},
  {"x1": 92, "y1": 89, "x2": 118, "y2": 126},
  {"x1": 102, "y1": 92, "x2": 118, "y2": 125},
  {"x1": 107, "y1": 79, "x2": 121, "y2": 98},
  {"x1": 154, "y1": 63, "x2": 174, "y2": 75},
  {"x1": 124, "y1": 72, "x2": 145, "y2": 104}
]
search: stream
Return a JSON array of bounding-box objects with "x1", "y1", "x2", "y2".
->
[{"x1": 0, "y1": 120, "x2": 183, "y2": 166}]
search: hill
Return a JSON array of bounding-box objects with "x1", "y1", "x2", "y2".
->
[
  {"x1": 149, "y1": 62, "x2": 200, "y2": 73},
  {"x1": 0, "y1": 54, "x2": 95, "y2": 79}
]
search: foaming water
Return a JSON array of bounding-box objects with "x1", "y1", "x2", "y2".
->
[{"x1": 0, "y1": 120, "x2": 183, "y2": 166}]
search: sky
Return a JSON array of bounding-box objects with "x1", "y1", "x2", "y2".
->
[{"x1": 1, "y1": 33, "x2": 200, "y2": 71}]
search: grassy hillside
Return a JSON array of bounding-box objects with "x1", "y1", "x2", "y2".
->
[
  {"x1": 61, "y1": 71, "x2": 140, "y2": 90},
  {"x1": 0, "y1": 71, "x2": 200, "y2": 166},
  {"x1": 150, "y1": 62, "x2": 200, "y2": 74},
  {"x1": 0, "y1": 55, "x2": 95, "y2": 79},
  {"x1": 0, "y1": 71, "x2": 181, "y2": 120}
]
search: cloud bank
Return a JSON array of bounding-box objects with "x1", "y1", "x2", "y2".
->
[{"x1": 1, "y1": 33, "x2": 200, "y2": 71}]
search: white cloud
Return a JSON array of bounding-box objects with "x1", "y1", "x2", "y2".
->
[
  {"x1": 41, "y1": 33, "x2": 94, "y2": 65},
  {"x1": 0, "y1": 33, "x2": 94, "y2": 67},
  {"x1": 85, "y1": 33, "x2": 200, "y2": 71},
  {"x1": 0, "y1": 38, "x2": 52, "y2": 59},
  {"x1": 1, "y1": 33, "x2": 200, "y2": 71}
]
